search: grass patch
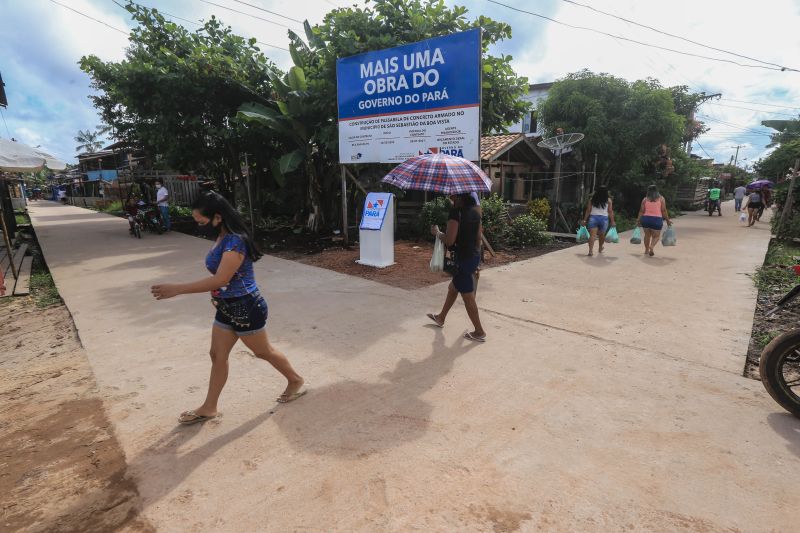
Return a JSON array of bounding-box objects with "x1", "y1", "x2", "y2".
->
[
  {"x1": 752, "y1": 240, "x2": 800, "y2": 292},
  {"x1": 754, "y1": 330, "x2": 782, "y2": 349},
  {"x1": 15, "y1": 212, "x2": 27, "y2": 225},
  {"x1": 29, "y1": 270, "x2": 61, "y2": 308}
]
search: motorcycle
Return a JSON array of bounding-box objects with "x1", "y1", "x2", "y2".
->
[
  {"x1": 707, "y1": 198, "x2": 721, "y2": 216},
  {"x1": 759, "y1": 285, "x2": 800, "y2": 418}
]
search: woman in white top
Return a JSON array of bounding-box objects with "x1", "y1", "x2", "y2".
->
[{"x1": 581, "y1": 186, "x2": 616, "y2": 256}]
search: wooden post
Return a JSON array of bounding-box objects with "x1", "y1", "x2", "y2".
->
[
  {"x1": 243, "y1": 153, "x2": 255, "y2": 236},
  {"x1": 777, "y1": 158, "x2": 800, "y2": 237},
  {"x1": 0, "y1": 199, "x2": 17, "y2": 279},
  {"x1": 341, "y1": 165, "x2": 348, "y2": 246}
]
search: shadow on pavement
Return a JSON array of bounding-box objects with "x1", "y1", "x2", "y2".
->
[
  {"x1": 129, "y1": 328, "x2": 477, "y2": 512},
  {"x1": 272, "y1": 328, "x2": 478, "y2": 458},
  {"x1": 767, "y1": 412, "x2": 800, "y2": 460},
  {"x1": 575, "y1": 253, "x2": 620, "y2": 266}
]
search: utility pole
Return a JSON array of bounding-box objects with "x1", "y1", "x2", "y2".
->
[{"x1": 732, "y1": 145, "x2": 742, "y2": 169}]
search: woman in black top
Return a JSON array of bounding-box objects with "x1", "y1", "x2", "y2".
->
[{"x1": 427, "y1": 193, "x2": 487, "y2": 342}]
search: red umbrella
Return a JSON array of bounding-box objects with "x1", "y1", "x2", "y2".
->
[{"x1": 381, "y1": 153, "x2": 491, "y2": 195}]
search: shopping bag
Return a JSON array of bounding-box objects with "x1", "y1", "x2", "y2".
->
[
  {"x1": 605, "y1": 227, "x2": 619, "y2": 243},
  {"x1": 576, "y1": 225, "x2": 590, "y2": 243},
  {"x1": 739, "y1": 212, "x2": 747, "y2": 222},
  {"x1": 430, "y1": 235, "x2": 445, "y2": 272},
  {"x1": 662, "y1": 225, "x2": 677, "y2": 246},
  {"x1": 630, "y1": 226, "x2": 642, "y2": 245}
]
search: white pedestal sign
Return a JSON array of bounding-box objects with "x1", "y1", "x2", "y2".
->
[{"x1": 357, "y1": 192, "x2": 394, "y2": 268}]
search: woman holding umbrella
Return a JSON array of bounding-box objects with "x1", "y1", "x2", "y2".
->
[
  {"x1": 381, "y1": 153, "x2": 490, "y2": 342},
  {"x1": 428, "y1": 193, "x2": 486, "y2": 342}
]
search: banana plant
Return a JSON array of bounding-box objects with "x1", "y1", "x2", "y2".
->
[{"x1": 237, "y1": 24, "x2": 327, "y2": 232}]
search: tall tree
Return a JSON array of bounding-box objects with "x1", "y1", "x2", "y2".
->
[
  {"x1": 755, "y1": 139, "x2": 800, "y2": 180},
  {"x1": 74, "y1": 127, "x2": 105, "y2": 154},
  {"x1": 238, "y1": 0, "x2": 532, "y2": 231},
  {"x1": 539, "y1": 70, "x2": 687, "y2": 211},
  {"x1": 80, "y1": 3, "x2": 277, "y2": 195}
]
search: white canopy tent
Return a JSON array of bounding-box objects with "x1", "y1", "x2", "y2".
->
[{"x1": 0, "y1": 137, "x2": 66, "y2": 172}]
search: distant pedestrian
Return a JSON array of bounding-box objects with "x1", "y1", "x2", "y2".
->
[
  {"x1": 637, "y1": 184, "x2": 672, "y2": 257},
  {"x1": 155, "y1": 180, "x2": 171, "y2": 232},
  {"x1": 581, "y1": 185, "x2": 615, "y2": 256},
  {"x1": 151, "y1": 191, "x2": 305, "y2": 425},
  {"x1": 734, "y1": 184, "x2": 747, "y2": 212},
  {"x1": 743, "y1": 188, "x2": 763, "y2": 227},
  {"x1": 427, "y1": 193, "x2": 486, "y2": 342}
]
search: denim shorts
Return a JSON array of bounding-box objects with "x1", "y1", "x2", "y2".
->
[
  {"x1": 587, "y1": 215, "x2": 609, "y2": 233},
  {"x1": 452, "y1": 255, "x2": 481, "y2": 294},
  {"x1": 212, "y1": 291, "x2": 268, "y2": 336},
  {"x1": 640, "y1": 216, "x2": 664, "y2": 231}
]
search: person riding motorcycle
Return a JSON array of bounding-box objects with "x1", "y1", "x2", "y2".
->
[{"x1": 707, "y1": 184, "x2": 722, "y2": 216}]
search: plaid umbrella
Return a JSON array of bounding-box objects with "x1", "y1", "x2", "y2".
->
[{"x1": 381, "y1": 153, "x2": 491, "y2": 194}]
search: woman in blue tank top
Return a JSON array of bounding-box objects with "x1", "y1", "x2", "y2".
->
[{"x1": 151, "y1": 191, "x2": 305, "y2": 425}]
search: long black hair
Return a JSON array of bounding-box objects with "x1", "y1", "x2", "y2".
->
[
  {"x1": 591, "y1": 186, "x2": 609, "y2": 208},
  {"x1": 192, "y1": 191, "x2": 263, "y2": 262}
]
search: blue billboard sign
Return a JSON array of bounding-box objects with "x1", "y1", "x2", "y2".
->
[{"x1": 336, "y1": 29, "x2": 481, "y2": 163}]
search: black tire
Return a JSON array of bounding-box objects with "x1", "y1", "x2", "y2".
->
[{"x1": 759, "y1": 329, "x2": 800, "y2": 418}]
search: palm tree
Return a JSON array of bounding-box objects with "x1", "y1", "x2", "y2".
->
[{"x1": 74, "y1": 125, "x2": 110, "y2": 154}]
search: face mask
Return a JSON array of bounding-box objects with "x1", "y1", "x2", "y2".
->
[{"x1": 198, "y1": 219, "x2": 221, "y2": 239}]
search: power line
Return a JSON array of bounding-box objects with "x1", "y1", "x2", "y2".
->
[
  {"x1": 694, "y1": 141, "x2": 715, "y2": 160},
  {"x1": 0, "y1": 108, "x2": 11, "y2": 138},
  {"x1": 704, "y1": 102, "x2": 799, "y2": 118},
  {"x1": 197, "y1": 0, "x2": 298, "y2": 30},
  {"x1": 232, "y1": 0, "x2": 302, "y2": 23},
  {"x1": 486, "y1": 0, "x2": 791, "y2": 72},
  {"x1": 720, "y1": 98, "x2": 800, "y2": 111},
  {"x1": 49, "y1": 0, "x2": 129, "y2": 35},
  {"x1": 561, "y1": 0, "x2": 799, "y2": 72},
  {"x1": 118, "y1": 0, "x2": 289, "y2": 51}
]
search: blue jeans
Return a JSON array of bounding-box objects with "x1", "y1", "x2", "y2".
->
[
  {"x1": 735, "y1": 198, "x2": 743, "y2": 211},
  {"x1": 587, "y1": 215, "x2": 609, "y2": 234},
  {"x1": 158, "y1": 205, "x2": 170, "y2": 231}
]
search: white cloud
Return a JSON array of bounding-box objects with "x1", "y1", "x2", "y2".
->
[
  {"x1": 1, "y1": 0, "x2": 798, "y2": 168},
  {"x1": 498, "y1": 0, "x2": 800, "y2": 167}
]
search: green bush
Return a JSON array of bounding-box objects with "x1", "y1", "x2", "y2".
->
[
  {"x1": 613, "y1": 213, "x2": 638, "y2": 233},
  {"x1": 481, "y1": 193, "x2": 509, "y2": 245},
  {"x1": 419, "y1": 196, "x2": 450, "y2": 237},
  {"x1": 169, "y1": 204, "x2": 193, "y2": 217},
  {"x1": 507, "y1": 214, "x2": 551, "y2": 247},
  {"x1": 100, "y1": 200, "x2": 123, "y2": 214},
  {"x1": 527, "y1": 197, "x2": 551, "y2": 221}
]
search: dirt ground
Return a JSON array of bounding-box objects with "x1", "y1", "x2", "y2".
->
[
  {"x1": 0, "y1": 296, "x2": 151, "y2": 533},
  {"x1": 274, "y1": 239, "x2": 576, "y2": 290}
]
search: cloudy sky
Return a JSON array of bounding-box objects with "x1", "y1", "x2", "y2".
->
[{"x1": 1, "y1": 0, "x2": 798, "y2": 168}]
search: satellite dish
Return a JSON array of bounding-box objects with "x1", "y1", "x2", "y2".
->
[{"x1": 537, "y1": 133, "x2": 584, "y2": 151}]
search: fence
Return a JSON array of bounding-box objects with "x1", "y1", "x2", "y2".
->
[{"x1": 117, "y1": 170, "x2": 201, "y2": 207}]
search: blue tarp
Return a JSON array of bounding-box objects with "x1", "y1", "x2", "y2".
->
[{"x1": 86, "y1": 170, "x2": 118, "y2": 181}]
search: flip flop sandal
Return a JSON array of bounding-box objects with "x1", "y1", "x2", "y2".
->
[
  {"x1": 464, "y1": 332, "x2": 486, "y2": 343},
  {"x1": 277, "y1": 388, "x2": 308, "y2": 404},
  {"x1": 178, "y1": 410, "x2": 216, "y2": 425},
  {"x1": 426, "y1": 313, "x2": 444, "y2": 328}
]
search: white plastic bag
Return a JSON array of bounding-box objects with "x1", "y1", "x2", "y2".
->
[
  {"x1": 430, "y1": 235, "x2": 445, "y2": 272},
  {"x1": 739, "y1": 212, "x2": 747, "y2": 222}
]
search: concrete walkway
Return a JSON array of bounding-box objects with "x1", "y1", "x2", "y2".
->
[{"x1": 29, "y1": 201, "x2": 799, "y2": 532}]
